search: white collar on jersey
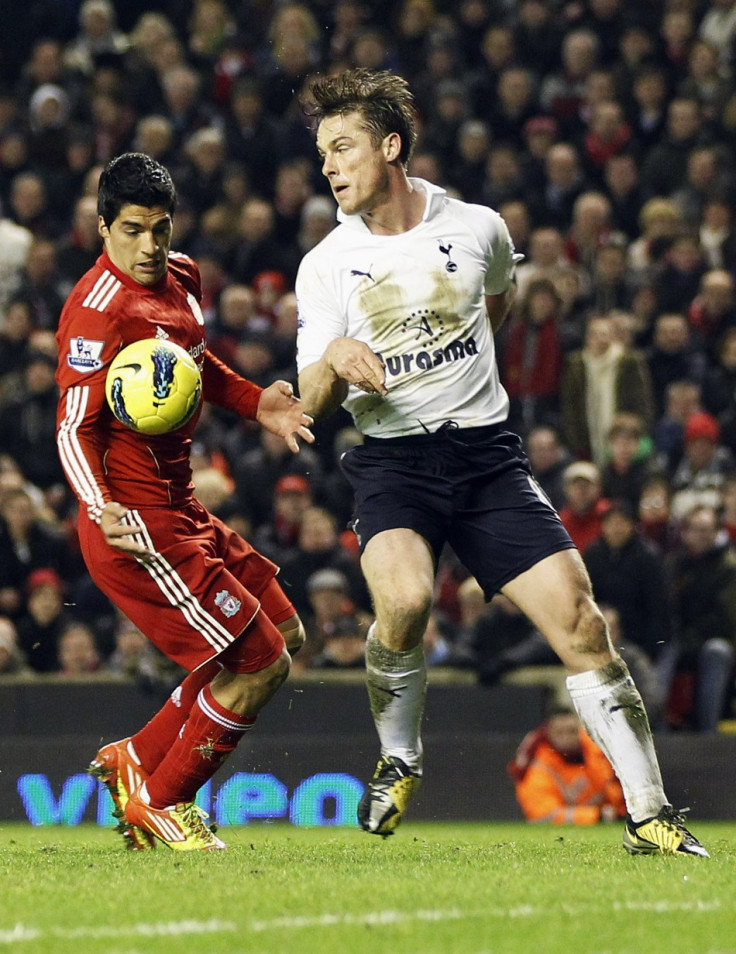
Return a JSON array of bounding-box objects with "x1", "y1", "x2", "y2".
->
[{"x1": 336, "y1": 177, "x2": 446, "y2": 232}]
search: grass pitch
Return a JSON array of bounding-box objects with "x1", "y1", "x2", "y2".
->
[{"x1": 1, "y1": 821, "x2": 735, "y2": 954}]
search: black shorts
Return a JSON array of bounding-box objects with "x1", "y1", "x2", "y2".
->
[{"x1": 340, "y1": 422, "x2": 574, "y2": 598}]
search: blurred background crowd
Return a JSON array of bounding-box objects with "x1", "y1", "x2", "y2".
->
[{"x1": 3, "y1": 0, "x2": 736, "y2": 733}]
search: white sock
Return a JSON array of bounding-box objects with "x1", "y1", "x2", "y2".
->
[
  {"x1": 566, "y1": 659, "x2": 666, "y2": 822},
  {"x1": 365, "y1": 625, "x2": 426, "y2": 775}
]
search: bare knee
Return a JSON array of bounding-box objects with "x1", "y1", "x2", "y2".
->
[
  {"x1": 279, "y1": 615, "x2": 306, "y2": 655},
  {"x1": 373, "y1": 585, "x2": 433, "y2": 650},
  {"x1": 564, "y1": 595, "x2": 613, "y2": 670},
  {"x1": 211, "y1": 649, "x2": 291, "y2": 715}
]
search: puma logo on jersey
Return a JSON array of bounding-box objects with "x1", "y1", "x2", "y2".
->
[{"x1": 350, "y1": 266, "x2": 375, "y2": 282}]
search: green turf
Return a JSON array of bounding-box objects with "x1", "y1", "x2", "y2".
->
[{"x1": 1, "y1": 821, "x2": 735, "y2": 954}]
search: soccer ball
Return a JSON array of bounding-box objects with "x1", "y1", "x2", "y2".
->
[{"x1": 105, "y1": 338, "x2": 202, "y2": 435}]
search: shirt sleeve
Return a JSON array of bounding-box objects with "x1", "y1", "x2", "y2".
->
[
  {"x1": 294, "y1": 250, "x2": 347, "y2": 373},
  {"x1": 55, "y1": 298, "x2": 121, "y2": 523},
  {"x1": 202, "y1": 349, "x2": 263, "y2": 419},
  {"x1": 483, "y1": 209, "x2": 524, "y2": 296}
]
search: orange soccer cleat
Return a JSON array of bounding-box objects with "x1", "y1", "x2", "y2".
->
[{"x1": 88, "y1": 738, "x2": 156, "y2": 851}]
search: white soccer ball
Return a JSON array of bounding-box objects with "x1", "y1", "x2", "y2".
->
[{"x1": 105, "y1": 338, "x2": 202, "y2": 435}]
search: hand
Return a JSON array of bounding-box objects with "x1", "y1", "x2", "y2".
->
[
  {"x1": 256, "y1": 380, "x2": 315, "y2": 453},
  {"x1": 325, "y1": 338, "x2": 388, "y2": 396},
  {"x1": 99, "y1": 501, "x2": 152, "y2": 558}
]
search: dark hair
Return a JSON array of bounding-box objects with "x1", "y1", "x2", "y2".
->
[
  {"x1": 97, "y1": 152, "x2": 176, "y2": 226},
  {"x1": 307, "y1": 68, "x2": 418, "y2": 166}
]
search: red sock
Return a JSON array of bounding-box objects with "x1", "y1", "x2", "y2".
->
[
  {"x1": 145, "y1": 685, "x2": 256, "y2": 808},
  {"x1": 131, "y1": 660, "x2": 221, "y2": 775}
]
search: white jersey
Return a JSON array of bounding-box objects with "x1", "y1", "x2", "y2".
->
[{"x1": 296, "y1": 179, "x2": 521, "y2": 438}]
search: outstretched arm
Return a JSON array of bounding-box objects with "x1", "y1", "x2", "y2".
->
[
  {"x1": 256, "y1": 380, "x2": 315, "y2": 453},
  {"x1": 298, "y1": 336, "x2": 387, "y2": 419}
]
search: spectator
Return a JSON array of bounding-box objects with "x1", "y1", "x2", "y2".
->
[
  {"x1": 252, "y1": 473, "x2": 313, "y2": 565},
  {"x1": 514, "y1": 226, "x2": 570, "y2": 301},
  {"x1": 0, "y1": 198, "x2": 33, "y2": 309},
  {"x1": 280, "y1": 505, "x2": 369, "y2": 617},
  {"x1": 670, "y1": 144, "x2": 733, "y2": 228},
  {"x1": 637, "y1": 473, "x2": 680, "y2": 556},
  {"x1": 703, "y1": 325, "x2": 736, "y2": 419},
  {"x1": 670, "y1": 411, "x2": 734, "y2": 520},
  {"x1": 0, "y1": 297, "x2": 34, "y2": 383},
  {"x1": 509, "y1": 707, "x2": 626, "y2": 824},
  {"x1": 525, "y1": 424, "x2": 571, "y2": 513},
  {"x1": 107, "y1": 616, "x2": 183, "y2": 692},
  {"x1": 560, "y1": 313, "x2": 654, "y2": 466},
  {"x1": 231, "y1": 427, "x2": 323, "y2": 532},
  {"x1": 699, "y1": 197, "x2": 736, "y2": 270},
  {"x1": 653, "y1": 231, "x2": 707, "y2": 316},
  {"x1": 627, "y1": 197, "x2": 683, "y2": 283},
  {"x1": 564, "y1": 190, "x2": 614, "y2": 274},
  {"x1": 558, "y1": 460, "x2": 609, "y2": 554},
  {"x1": 583, "y1": 499, "x2": 673, "y2": 661},
  {"x1": 664, "y1": 504, "x2": 736, "y2": 731},
  {"x1": 626, "y1": 65, "x2": 668, "y2": 153},
  {"x1": 16, "y1": 238, "x2": 71, "y2": 329},
  {"x1": 473, "y1": 593, "x2": 557, "y2": 687},
  {"x1": 64, "y1": 0, "x2": 129, "y2": 78},
  {"x1": 0, "y1": 614, "x2": 31, "y2": 676},
  {"x1": 645, "y1": 312, "x2": 707, "y2": 419},
  {"x1": 687, "y1": 268, "x2": 736, "y2": 360},
  {"x1": 304, "y1": 566, "x2": 372, "y2": 670},
  {"x1": 652, "y1": 378, "x2": 703, "y2": 476},
  {"x1": 537, "y1": 143, "x2": 587, "y2": 232},
  {"x1": 56, "y1": 620, "x2": 103, "y2": 677},
  {"x1": 55, "y1": 194, "x2": 101, "y2": 284},
  {"x1": 540, "y1": 29, "x2": 600, "y2": 130},
  {"x1": 0, "y1": 349, "x2": 65, "y2": 491},
  {"x1": 16, "y1": 567, "x2": 70, "y2": 673},
  {"x1": 599, "y1": 412, "x2": 653, "y2": 512},
  {"x1": 641, "y1": 97, "x2": 706, "y2": 199},
  {"x1": 0, "y1": 487, "x2": 67, "y2": 618},
  {"x1": 603, "y1": 152, "x2": 644, "y2": 240},
  {"x1": 501, "y1": 278, "x2": 563, "y2": 437},
  {"x1": 297, "y1": 195, "x2": 337, "y2": 255}
]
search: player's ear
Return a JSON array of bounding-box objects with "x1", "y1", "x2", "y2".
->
[
  {"x1": 98, "y1": 215, "x2": 109, "y2": 239},
  {"x1": 383, "y1": 132, "x2": 402, "y2": 163}
]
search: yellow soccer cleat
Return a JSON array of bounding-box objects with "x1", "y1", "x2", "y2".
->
[
  {"x1": 357, "y1": 755, "x2": 421, "y2": 837},
  {"x1": 623, "y1": 806, "x2": 709, "y2": 857},
  {"x1": 125, "y1": 788, "x2": 227, "y2": 851},
  {"x1": 88, "y1": 738, "x2": 155, "y2": 851}
]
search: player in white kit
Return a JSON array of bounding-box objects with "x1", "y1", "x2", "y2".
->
[{"x1": 296, "y1": 68, "x2": 706, "y2": 856}]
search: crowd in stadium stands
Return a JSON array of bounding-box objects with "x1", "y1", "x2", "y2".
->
[{"x1": 3, "y1": 0, "x2": 736, "y2": 731}]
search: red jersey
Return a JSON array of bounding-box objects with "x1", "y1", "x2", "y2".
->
[{"x1": 56, "y1": 251, "x2": 262, "y2": 519}]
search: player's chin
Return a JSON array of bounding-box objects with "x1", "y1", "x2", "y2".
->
[{"x1": 135, "y1": 266, "x2": 165, "y2": 284}]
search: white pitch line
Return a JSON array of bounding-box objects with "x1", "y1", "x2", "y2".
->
[
  {"x1": 0, "y1": 899, "x2": 728, "y2": 946},
  {"x1": 0, "y1": 920, "x2": 236, "y2": 944},
  {"x1": 249, "y1": 909, "x2": 470, "y2": 931}
]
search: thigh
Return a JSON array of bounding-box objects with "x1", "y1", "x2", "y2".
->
[
  {"x1": 449, "y1": 467, "x2": 574, "y2": 598},
  {"x1": 78, "y1": 507, "x2": 262, "y2": 671},
  {"x1": 502, "y1": 548, "x2": 612, "y2": 671},
  {"x1": 341, "y1": 443, "x2": 451, "y2": 559},
  {"x1": 361, "y1": 528, "x2": 436, "y2": 647}
]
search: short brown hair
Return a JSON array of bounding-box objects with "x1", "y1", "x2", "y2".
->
[{"x1": 308, "y1": 68, "x2": 418, "y2": 166}]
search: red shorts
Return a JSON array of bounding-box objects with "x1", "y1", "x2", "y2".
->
[{"x1": 78, "y1": 498, "x2": 290, "y2": 673}]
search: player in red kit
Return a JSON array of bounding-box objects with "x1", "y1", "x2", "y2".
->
[{"x1": 55, "y1": 153, "x2": 314, "y2": 851}]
